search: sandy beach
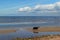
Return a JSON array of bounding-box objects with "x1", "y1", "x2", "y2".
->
[{"x1": 13, "y1": 35, "x2": 60, "y2": 40}]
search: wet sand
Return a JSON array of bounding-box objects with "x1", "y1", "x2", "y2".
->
[
  {"x1": 26, "y1": 27, "x2": 60, "y2": 32},
  {"x1": 13, "y1": 27, "x2": 60, "y2": 40},
  {"x1": 0, "y1": 29, "x2": 16, "y2": 34},
  {"x1": 0, "y1": 27, "x2": 60, "y2": 34}
]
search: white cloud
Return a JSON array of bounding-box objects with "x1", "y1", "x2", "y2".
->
[
  {"x1": 55, "y1": 2, "x2": 60, "y2": 10},
  {"x1": 18, "y1": 2, "x2": 60, "y2": 13},
  {"x1": 55, "y1": 2, "x2": 60, "y2": 6},
  {"x1": 34, "y1": 4, "x2": 55, "y2": 11},
  {"x1": 24, "y1": 7, "x2": 32, "y2": 11},
  {"x1": 18, "y1": 6, "x2": 32, "y2": 12},
  {"x1": 18, "y1": 8, "x2": 24, "y2": 12}
]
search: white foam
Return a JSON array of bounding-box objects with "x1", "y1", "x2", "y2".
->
[{"x1": 0, "y1": 21, "x2": 48, "y2": 25}]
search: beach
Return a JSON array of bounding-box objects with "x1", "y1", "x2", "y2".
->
[
  {"x1": 13, "y1": 34, "x2": 60, "y2": 40},
  {"x1": 0, "y1": 27, "x2": 59, "y2": 40},
  {"x1": 12, "y1": 27, "x2": 60, "y2": 40},
  {"x1": 0, "y1": 16, "x2": 59, "y2": 40},
  {"x1": 26, "y1": 27, "x2": 60, "y2": 32},
  {"x1": 0, "y1": 29, "x2": 16, "y2": 34}
]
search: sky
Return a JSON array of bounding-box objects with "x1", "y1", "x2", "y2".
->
[{"x1": 0, "y1": 0, "x2": 60, "y2": 16}]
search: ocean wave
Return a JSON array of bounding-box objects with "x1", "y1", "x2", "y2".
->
[{"x1": 0, "y1": 22, "x2": 48, "y2": 25}]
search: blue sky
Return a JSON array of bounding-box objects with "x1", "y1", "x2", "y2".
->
[{"x1": 0, "y1": 0, "x2": 60, "y2": 16}]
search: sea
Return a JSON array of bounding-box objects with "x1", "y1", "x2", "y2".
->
[{"x1": 0, "y1": 16, "x2": 60, "y2": 40}]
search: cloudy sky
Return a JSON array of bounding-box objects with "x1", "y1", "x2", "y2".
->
[{"x1": 0, "y1": 0, "x2": 60, "y2": 16}]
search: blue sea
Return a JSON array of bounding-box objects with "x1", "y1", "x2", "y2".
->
[{"x1": 0, "y1": 16, "x2": 60, "y2": 40}]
